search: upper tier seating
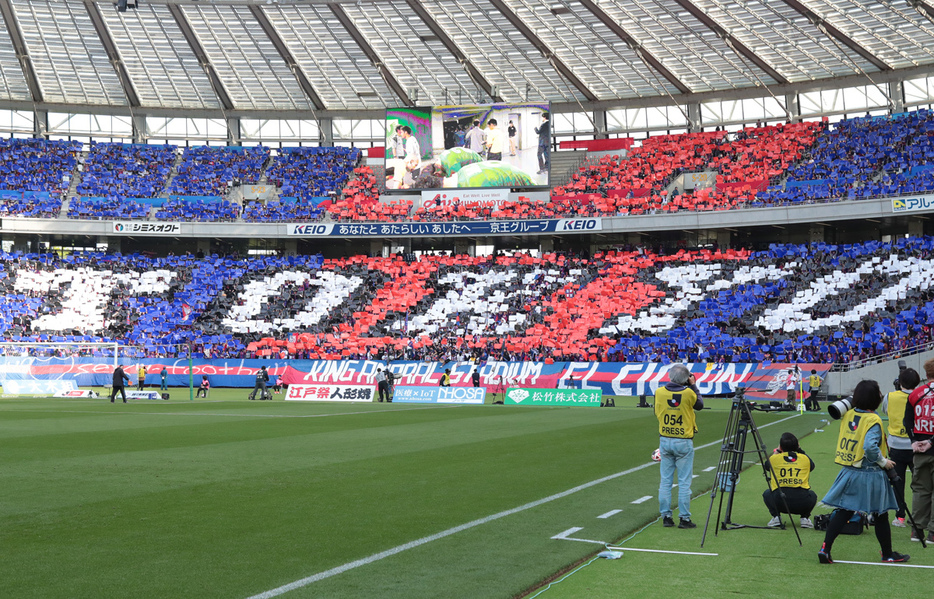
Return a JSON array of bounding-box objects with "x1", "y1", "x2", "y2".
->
[
  {"x1": 266, "y1": 146, "x2": 361, "y2": 202},
  {"x1": 785, "y1": 110, "x2": 934, "y2": 196},
  {"x1": 154, "y1": 197, "x2": 239, "y2": 222},
  {"x1": 68, "y1": 196, "x2": 149, "y2": 220},
  {"x1": 77, "y1": 142, "x2": 176, "y2": 198},
  {"x1": 241, "y1": 197, "x2": 323, "y2": 223},
  {"x1": 0, "y1": 191, "x2": 61, "y2": 218},
  {"x1": 0, "y1": 138, "x2": 79, "y2": 193},
  {"x1": 4, "y1": 236, "x2": 934, "y2": 363},
  {"x1": 168, "y1": 145, "x2": 269, "y2": 196}
]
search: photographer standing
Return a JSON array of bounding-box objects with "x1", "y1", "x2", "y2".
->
[
  {"x1": 882, "y1": 367, "x2": 920, "y2": 529},
  {"x1": 655, "y1": 364, "x2": 703, "y2": 529},
  {"x1": 764, "y1": 432, "x2": 817, "y2": 528},
  {"x1": 806, "y1": 369, "x2": 822, "y2": 411},
  {"x1": 818, "y1": 380, "x2": 909, "y2": 563},
  {"x1": 905, "y1": 358, "x2": 934, "y2": 543}
]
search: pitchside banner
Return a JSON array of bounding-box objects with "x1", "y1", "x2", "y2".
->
[
  {"x1": 742, "y1": 363, "x2": 833, "y2": 401},
  {"x1": 125, "y1": 390, "x2": 164, "y2": 401},
  {"x1": 285, "y1": 383, "x2": 374, "y2": 402},
  {"x1": 0, "y1": 358, "x2": 769, "y2": 393},
  {"x1": 504, "y1": 387, "x2": 602, "y2": 407},
  {"x1": 392, "y1": 386, "x2": 487, "y2": 404}
]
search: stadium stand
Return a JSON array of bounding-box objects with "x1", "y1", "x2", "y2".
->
[
  {"x1": 76, "y1": 142, "x2": 176, "y2": 199},
  {"x1": 241, "y1": 197, "x2": 323, "y2": 222},
  {"x1": 154, "y1": 197, "x2": 240, "y2": 222},
  {"x1": 0, "y1": 191, "x2": 62, "y2": 218},
  {"x1": 168, "y1": 145, "x2": 270, "y2": 196},
  {"x1": 266, "y1": 146, "x2": 361, "y2": 201},
  {"x1": 0, "y1": 138, "x2": 79, "y2": 194},
  {"x1": 2, "y1": 236, "x2": 934, "y2": 363},
  {"x1": 68, "y1": 196, "x2": 150, "y2": 220}
]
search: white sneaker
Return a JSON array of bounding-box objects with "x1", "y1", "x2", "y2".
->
[
  {"x1": 892, "y1": 517, "x2": 907, "y2": 528},
  {"x1": 768, "y1": 516, "x2": 782, "y2": 527},
  {"x1": 800, "y1": 517, "x2": 814, "y2": 529}
]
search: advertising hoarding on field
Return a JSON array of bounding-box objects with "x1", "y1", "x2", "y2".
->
[
  {"x1": 504, "y1": 387, "x2": 602, "y2": 407},
  {"x1": 285, "y1": 383, "x2": 374, "y2": 402},
  {"x1": 392, "y1": 386, "x2": 487, "y2": 404}
]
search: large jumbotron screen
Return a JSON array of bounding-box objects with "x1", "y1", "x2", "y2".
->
[{"x1": 384, "y1": 103, "x2": 551, "y2": 191}]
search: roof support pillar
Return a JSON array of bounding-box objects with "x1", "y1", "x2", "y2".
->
[{"x1": 889, "y1": 81, "x2": 905, "y2": 113}]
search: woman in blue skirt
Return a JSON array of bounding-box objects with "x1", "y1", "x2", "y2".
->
[{"x1": 819, "y1": 379, "x2": 910, "y2": 563}]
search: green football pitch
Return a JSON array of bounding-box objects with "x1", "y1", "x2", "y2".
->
[{"x1": 1, "y1": 389, "x2": 929, "y2": 599}]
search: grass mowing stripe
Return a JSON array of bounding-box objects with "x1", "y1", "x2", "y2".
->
[
  {"x1": 249, "y1": 412, "x2": 802, "y2": 599},
  {"x1": 0, "y1": 405, "x2": 451, "y2": 418}
]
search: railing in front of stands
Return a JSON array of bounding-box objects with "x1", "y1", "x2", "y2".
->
[{"x1": 831, "y1": 339, "x2": 934, "y2": 372}]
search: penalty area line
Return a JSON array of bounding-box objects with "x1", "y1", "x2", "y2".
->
[{"x1": 245, "y1": 411, "x2": 801, "y2": 599}]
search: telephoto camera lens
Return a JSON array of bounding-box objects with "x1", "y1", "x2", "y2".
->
[{"x1": 827, "y1": 397, "x2": 853, "y2": 420}]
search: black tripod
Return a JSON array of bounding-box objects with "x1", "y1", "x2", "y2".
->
[
  {"x1": 887, "y1": 468, "x2": 928, "y2": 549},
  {"x1": 701, "y1": 387, "x2": 802, "y2": 547}
]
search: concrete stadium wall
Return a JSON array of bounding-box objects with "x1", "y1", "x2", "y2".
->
[{"x1": 824, "y1": 349, "x2": 934, "y2": 397}]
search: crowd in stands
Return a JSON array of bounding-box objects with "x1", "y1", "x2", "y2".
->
[
  {"x1": 0, "y1": 110, "x2": 933, "y2": 224},
  {"x1": 68, "y1": 197, "x2": 149, "y2": 220},
  {"x1": 0, "y1": 138, "x2": 79, "y2": 194},
  {"x1": 77, "y1": 142, "x2": 176, "y2": 198},
  {"x1": 3, "y1": 237, "x2": 934, "y2": 365},
  {"x1": 242, "y1": 198, "x2": 323, "y2": 222},
  {"x1": 266, "y1": 147, "x2": 361, "y2": 202},
  {"x1": 154, "y1": 198, "x2": 239, "y2": 222},
  {"x1": 168, "y1": 146, "x2": 269, "y2": 196},
  {"x1": 0, "y1": 192, "x2": 61, "y2": 218}
]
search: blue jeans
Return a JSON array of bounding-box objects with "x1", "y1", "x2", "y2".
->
[{"x1": 659, "y1": 436, "x2": 695, "y2": 519}]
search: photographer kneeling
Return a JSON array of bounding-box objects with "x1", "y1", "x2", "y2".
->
[{"x1": 764, "y1": 432, "x2": 817, "y2": 529}]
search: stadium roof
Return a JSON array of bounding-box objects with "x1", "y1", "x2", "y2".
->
[{"x1": 0, "y1": 0, "x2": 933, "y2": 116}]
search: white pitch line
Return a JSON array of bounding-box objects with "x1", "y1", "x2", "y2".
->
[
  {"x1": 703, "y1": 467, "x2": 715, "y2": 472},
  {"x1": 553, "y1": 532, "x2": 606, "y2": 545},
  {"x1": 245, "y1": 412, "x2": 801, "y2": 599},
  {"x1": 606, "y1": 546, "x2": 717, "y2": 556},
  {"x1": 597, "y1": 509, "x2": 623, "y2": 519},
  {"x1": 631, "y1": 495, "x2": 653, "y2": 504},
  {"x1": 551, "y1": 527, "x2": 584, "y2": 540},
  {"x1": 833, "y1": 560, "x2": 934, "y2": 569}
]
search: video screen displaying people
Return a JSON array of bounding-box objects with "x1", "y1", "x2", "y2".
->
[{"x1": 385, "y1": 103, "x2": 550, "y2": 190}]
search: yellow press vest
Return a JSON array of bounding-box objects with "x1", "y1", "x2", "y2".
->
[
  {"x1": 834, "y1": 410, "x2": 885, "y2": 467},
  {"x1": 809, "y1": 374, "x2": 821, "y2": 390},
  {"x1": 886, "y1": 390, "x2": 910, "y2": 439},
  {"x1": 655, "y1": 386, "x2": 698, "y2": 439},
  {"x1": 767, "y1": 452, "x2": 812, "y2": 490}
]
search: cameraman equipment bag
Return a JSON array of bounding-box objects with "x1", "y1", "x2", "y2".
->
[{"x1": 814, "y1": 511, "x2": 867, "y2": 535}]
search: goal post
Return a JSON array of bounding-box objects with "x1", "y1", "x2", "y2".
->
[
  {"x1": 0, "y1": 342, "x2": 195, "y2": 400},
  {"x1": 0, "y1": 341, "x2": 121, "y2": 396}
]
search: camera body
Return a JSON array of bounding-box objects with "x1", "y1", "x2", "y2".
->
[{"x1": 894, "y1": 359, "x2": 907, "y2": 391}]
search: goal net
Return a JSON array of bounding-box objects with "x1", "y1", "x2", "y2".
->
[{"x1": 0, "y1": 342, "x2": 122, "y2": 396}]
